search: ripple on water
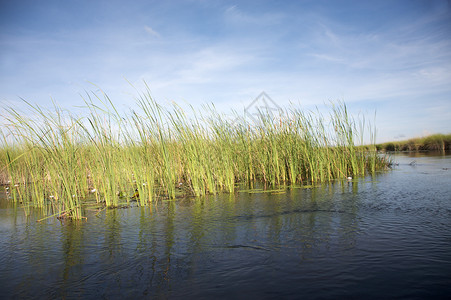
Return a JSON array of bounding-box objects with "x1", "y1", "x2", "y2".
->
[{"x1": 0, "y1": 153, "x2": 451, "y2": 298}]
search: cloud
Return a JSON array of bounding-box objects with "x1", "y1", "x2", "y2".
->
[
  {"x1": 308, "y1": 53, "x2": 346, "y2": 64},
  {"x1": 224, "y1": 5, "x2": 254, "y2": 23},
  {"x1": 1, "y1": 1, "x2": 450, "y2": 143},
  {"x1": 223, "y1": 4, "x2": 283, "y2": 27},
  {"x1": 144, "y1": 26, "x2": 160, "y2": 37}
]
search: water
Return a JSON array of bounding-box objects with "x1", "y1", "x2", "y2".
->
[{"x1": 1, "y1": 153, "x2": 451, "y2": 299}]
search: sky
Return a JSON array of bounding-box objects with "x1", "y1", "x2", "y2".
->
[{"x1": 1, "y1": 0, "x2": 450, "y2": 143}]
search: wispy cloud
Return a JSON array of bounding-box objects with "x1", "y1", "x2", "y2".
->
[
  {"x1": 223, "y1": 4, "x2": 283, "y2": 25},
  {"x1": 144, "y1": 26, "x2": 160, "y2": 38},
  {"x1": 1, "y1": 0, "x2": 450, "y2": 142}
]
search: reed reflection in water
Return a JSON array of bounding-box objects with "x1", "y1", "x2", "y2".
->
[{"x1": 1, "y1": 153, "x2": 450, "y2": 298}]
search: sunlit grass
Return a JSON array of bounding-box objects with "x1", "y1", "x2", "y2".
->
[{"x1": 0, "y1": 89, "x2": 390, "y2": 219}]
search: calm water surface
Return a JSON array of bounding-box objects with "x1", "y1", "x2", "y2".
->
[{"x1": 1, "y1": 153, "x2": 451, "y2": 299}]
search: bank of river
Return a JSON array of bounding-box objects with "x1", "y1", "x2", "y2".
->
[{"x1": 1, "y1": 153, "x2": 450, "y2": 299}]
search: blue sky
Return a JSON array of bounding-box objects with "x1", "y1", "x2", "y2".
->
[{"x1": 1, "y1": 0, "x2": 450, "y2": 142}]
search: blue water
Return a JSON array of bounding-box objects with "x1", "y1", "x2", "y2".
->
[{"x1": 1, "y1": 153, "x2": 451, "y2": 299}]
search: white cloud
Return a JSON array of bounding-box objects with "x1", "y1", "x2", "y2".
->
[
  {"x1": 1, "y1": 1, "x2": 450, "y2": 143},
  {"x1": 144, "y1": 26, "x2": 160, "y2": 38},
  {"x1": 309, "y1": 53, "x2": 346, "y2": 64},
  {"x1": 223, "y1": 4, "x2": 283, "y2": 26}
]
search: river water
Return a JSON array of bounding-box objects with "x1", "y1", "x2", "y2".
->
[{"x1": 1, "y1": 153, "x2": 451, "y2": 299}]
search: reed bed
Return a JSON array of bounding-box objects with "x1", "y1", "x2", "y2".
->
[
  {"x1": 0, "y1": 89, "x2": 390, "y2": 219},
  {"x1": 376, "y1": 133, "x2": 451, "y2": 152}
]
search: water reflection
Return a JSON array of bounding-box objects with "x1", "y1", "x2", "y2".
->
[{"x1": 1, "y1": 154, "x2": 451, "y2": 298}]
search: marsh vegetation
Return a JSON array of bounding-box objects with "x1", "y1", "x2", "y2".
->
[
  {"x1": 376, "y1": 134, "x2": 451, "y2": 152},
  {"x1": 1, "y1": 89, "x2": 390, "y2": 219}
]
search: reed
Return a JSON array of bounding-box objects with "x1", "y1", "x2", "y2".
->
[
  {"x1": 376, "y1": 133, "x2": 451, "y2": 152},
  {"x1": 0, "y1": 89, "x2": 390, "y2": 219}
]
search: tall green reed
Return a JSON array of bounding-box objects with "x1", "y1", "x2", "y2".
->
[{"x1": 0, "y1": 90, "x2": 390, "y2": 220}]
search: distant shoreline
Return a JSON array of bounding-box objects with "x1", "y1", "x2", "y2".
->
[{"x1": 376, "y1": 134, "x2": 451, "y2": 152}]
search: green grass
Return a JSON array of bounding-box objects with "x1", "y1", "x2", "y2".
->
[
  {"x1": 376, "y1": 134, "x2": 451, "y2": 152},
  {"x1": 0, "y1": 89, "x2": 390, "y2": 219}
]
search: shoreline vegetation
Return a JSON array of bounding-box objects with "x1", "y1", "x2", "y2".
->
[
  {"x1": 1, "y1": 89, "x2": 390, "y2": 220},
  {"x1": 376, "y1": 134, "x2": 451, "y2": 153}
]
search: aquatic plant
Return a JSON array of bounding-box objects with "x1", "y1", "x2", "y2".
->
[{"x1": 0, "y1": 89, "x2": 390, "y2": 219}]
